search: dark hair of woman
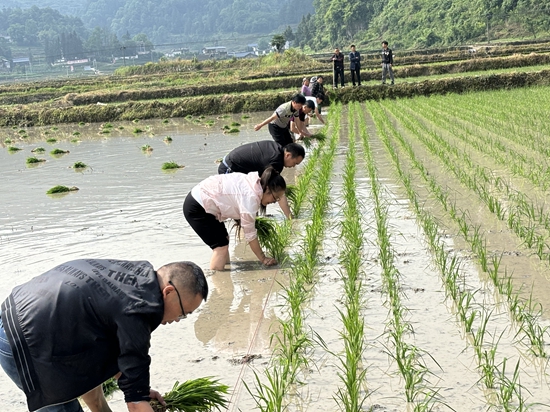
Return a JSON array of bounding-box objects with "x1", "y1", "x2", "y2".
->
[{"x1": 259, "y1": 166, "x2": 286, "y2": 215}]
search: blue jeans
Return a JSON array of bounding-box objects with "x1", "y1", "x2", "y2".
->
[{"x1": 0, "y1": 312, "x2": 84, "y2": 412}]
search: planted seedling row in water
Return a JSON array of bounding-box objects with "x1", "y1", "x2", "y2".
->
[
  {"x1": 379, "y1": 100, "x2": 550, "y2": 359},
  {"x1": 359, "y1": 103, "x2": 441, "y2": 411},
  {"x1": 247, "y1": 104, "x2": 340, "y2": 412},
  {"x1": 365, "y1": 101, "x2": 535, "y2": 410}
]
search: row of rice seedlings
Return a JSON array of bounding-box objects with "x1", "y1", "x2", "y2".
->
[
  {"x1": 332, "y1": 102, "x2": 368, "y2": 411},
  {"x1": 398, "y1": 98, "x2": 550, "y2": 257},
  {"x1": 256, "y1": 107, "x2": 333, "y2": 262},
  {"x1": 246, "y1": 105, "x2": 340, "y2": 411},
  {"x1": 359, "y1": 103, "x2": 440, "y2": 410},
  {"x1": 364, "y1": 101, "x2": 530, "y2": 410},
  {"x1": 379, "y1": 100, "x2": 549, "y2": 358},
  {"x1": 422, "y1": 90, "x2": 550, "y2": 170},
  {"x1": 411, "y1": 97, "x2": 550, "y2": 191}
]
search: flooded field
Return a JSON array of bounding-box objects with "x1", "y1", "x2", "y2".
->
[{"x1": 2, "y1": 90, "x2": 550, "y2": 412}]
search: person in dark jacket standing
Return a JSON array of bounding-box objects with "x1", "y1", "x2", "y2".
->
[
  {"x1": 0, "y1": 259, "x2": 208, "y2": 412},
  {"x1": 331, "y1": 48, "x2": 345, "y2": 88},
  {"x1": 349, "y1": 44, "x2": 361, "y2": 86},
  {"x1": 381, "y1": 41, "x2": 395, "y2": 85},
  {"x1": 218, "y1": 141, "x2": 305, "y2": 218}
]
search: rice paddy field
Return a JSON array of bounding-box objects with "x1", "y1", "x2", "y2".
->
[{"x1": 2, "y1": 85, "x2": 550, "y2": 411}]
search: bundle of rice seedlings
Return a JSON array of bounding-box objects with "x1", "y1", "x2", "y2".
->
[
  {"x1": 162, "y1": 162, "x2": 185, "y2": 170},
  {"x1": 73, "y1": 161, "x2": 87, "y2": 169},
  {"x1": 255, "y1": 216, "x2": 284, "y2": 261},
  {"x1": 27, "y1": 157, "x2": 46, "y2": 164},
  {"x1": 285, "y1": 184, "x2": 297, "y2": 208},
  {"x1": 46, "y1": 185, "x2": 79, "y2": 194},
  {"x1": 8, "y1": 146, "x2": 22, "y2": 152},
  {"x1": 31, "y1": 147, "x2": 46, "y2": 153},
  {"x1": 51, "y1": 148, "x2": 70, "y2": 155},
  {"x1": 164, "y1": 136, "x2": 173, "y2": 142},
  {"x1": 141, "y1": 144, "x2": 153, "y2": 152},
  {"x1": 149, "y1": 377, "x2": 229, "y2": 412},
  {"x1": 102, "y1": 377, "x2": 119, "y2": 398}
]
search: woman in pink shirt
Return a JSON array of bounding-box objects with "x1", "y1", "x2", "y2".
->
[{"x1": 183, "y1": 167, "x2": 286, "y2": 270}]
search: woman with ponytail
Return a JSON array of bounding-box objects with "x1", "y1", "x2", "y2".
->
[{"x1": 183, "y1": 167, "x2": 286, "y2": 270}]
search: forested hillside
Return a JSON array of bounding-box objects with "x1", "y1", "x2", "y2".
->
[
  {"x1": 4, "y1": 0, "x2": 314, "y2": 43},
  {"x1": 294, "y1": 0, "x2": 550, "y2": 49}
]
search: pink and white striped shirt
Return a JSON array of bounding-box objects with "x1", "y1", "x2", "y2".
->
[{"x1": 191, "y1": 172, "x2": 263, "y2": 242}]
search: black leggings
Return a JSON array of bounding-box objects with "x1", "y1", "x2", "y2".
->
[{"x1": 183, "y1": 192, "x2": 229, "y2": 249}]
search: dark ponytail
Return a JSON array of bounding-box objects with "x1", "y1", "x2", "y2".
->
[{"x1": 259, "y1": 167, "x2": 286, "y2": 214}]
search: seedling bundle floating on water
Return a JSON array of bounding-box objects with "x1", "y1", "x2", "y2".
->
[
  {"x1": 149, "y1": 377, "x2": 229, "y2": 412},
  {"x1": 162, "y1": 161, "x2": 185, "y2": 170},
  {"x1": 46, "y1": 185, "x2": 79, "y2": 194}
]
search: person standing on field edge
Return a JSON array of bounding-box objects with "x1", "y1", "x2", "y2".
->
[
  {"x1": 331, "y1": 48, "x2": 345, "y2": 88},
  {"x1": 349, "y1": 45, "x2": 361, "y2": 86},
  {"x1": 381, "y1": 41, "x2": 394, "y2": 85}
]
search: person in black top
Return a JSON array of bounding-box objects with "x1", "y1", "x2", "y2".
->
[
  {"x1": 311, "y1": 75, "x2": 326, "y2": 97},
  {"x1": 218, "y1": 141, "x2": 305, "y2": 218},
  {"x1": 381, "y1": 41, "x2": 395, "y2": 85},
  {"x1": 349, "y1": 44, "x2": 361, "y2": 86},
  {"x1": 331, "y1": 48, "x2": 345, "y2": 88},
  {"x1": 0, "y1": 259, "x2": 208, "y2": 412}
]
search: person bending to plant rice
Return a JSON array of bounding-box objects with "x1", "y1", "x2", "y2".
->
[
  {"x1": 218, "y1": 141, "x2": 305, "y2": 219},
  {"x1": 0, "y1": 259, "x2": 208, "y2": 412},
  {"x1": 254, "y1": 93, "x2": 306, "y2": 147},
  {"x1": 183, "y1": 167, "x2": 286, "y2": 270}
]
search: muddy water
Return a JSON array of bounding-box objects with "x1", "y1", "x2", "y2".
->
[{"x1": 0, "y1": 114, "x2": 296, "y2": 411}]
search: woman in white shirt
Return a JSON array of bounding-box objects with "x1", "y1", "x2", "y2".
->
[{"x1": 183, "y1": 167, "x2": 286, "y2": 270}]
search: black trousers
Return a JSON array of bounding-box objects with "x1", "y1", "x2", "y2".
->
[{"x1": 351, "y1": 68, "x2": 361, "y2": 85}]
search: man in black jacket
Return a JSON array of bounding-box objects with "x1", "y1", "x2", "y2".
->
[
  {"x1": 331, "y1": 48, "x2": 345, "y2": 88},
  {"x1": 310, "y1": 75, "x2": 325, "y2": 97},
  {"x1": 381, "y1": 41, "x2": 395, "y2": 85},
  {"x1": 349, "y1": 44, "x2": 361, "y2": 86},
  {"x1": 218, "y1": 141, "x2": 305, "y2": 218},
  {"x1": 0, "y1": 259, "x2": 208, "y2": 412}
]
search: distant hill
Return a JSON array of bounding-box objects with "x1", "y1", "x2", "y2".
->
[{"x1": 4, "y1": 0, "x2": 314, "y2": 43}]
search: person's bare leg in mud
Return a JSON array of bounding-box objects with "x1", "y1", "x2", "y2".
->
[{"x1": 211, "y1": 244, "x2": 230, "y2": 270}]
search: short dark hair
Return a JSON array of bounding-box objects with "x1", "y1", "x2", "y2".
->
[
  {"x1": 159, "y1": 261, "x2": 208, "y2": 302},
  {"x1": 382, "y1": 41, "x2": 389, "y2": 46},
  {"x1": 317, "y1": 75, "x2": 324, "y2": 81},
  {"x1": 350, "y1": 44, "x2": 355, "y2": 48},
  {"x1": 305, "y1": 100, "x2": 315, "y2": 110},
  {"x1": 284, "y1": 143, "x2": 305, "y2": 159},
  {"x1": 316, "y1": 93, "x2": 325, "y2": 103},
  {"x1": 292, "y1": 93, "x2": 307, "y2": 104}
]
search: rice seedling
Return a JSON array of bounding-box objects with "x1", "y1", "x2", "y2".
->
[
  {"x1": 4, "y1": 138, "x2": 12, "y2": 144},
  {"x1": 185, "y1": 115, "x2": 193, "y2": 120},
  {"x1": 46, "y1": 138, "x2": 57, "y2": 143},
  {"x1": 255, "y1": 216, "x2": 286, "y2": 262},
  {"x1": 51, "y1": 126, "x2": 59, "y2": 131},
  {"x1": 141, "y1": 144, "x2": 153, "y2": 152},
  {"x1": 205, "y1": 120, "x2": 215, "y2": 126},
  {"x1": 230, "y1": 122, "x2": 241, "y2": 127},
  {"x1": 226, "y1": 127, "x2": 240, "y2": 133},
  {"x1": 133, "y1": 128, "x2": 144, "y2": 133},
  {"x1": 71, "y1": 139, "x2": 80, "y2": 143},
  {"x1": 162, "y1": 162, "x2": 185, "y2": 170},
  {"x1": 7, "y1": 146, "x2": 21, "y2": 152},
  {"x1": 102, "y1": 123, "x2": 114, "y2": 128},
  {"x1": 73, "y1": 161, "x2": 87, "y2": 169},
  {"x1": 118, "y1": 126, "x2": 124, "y2": 130},
  {"x1": 242, "y1": 114, "x2": 250, "y2": 119},
  {"x1": 162, "y1": 119, "x2": 170, "y2": 123},
  {"x1": 102, "y1": 377, "x2": 119, "y2": 397},
  {"x1": 26, "y1": 156, "x2": 46, "y2": 164},
  {"x1": 72, "y1": 131, "x2": 80, "y2": 136},
  {"x1": 164, "y1": 136, "x2": 173, "y2": 142},
  {"x1": 78, "y1": 122, "x2": 86, "y2": 126},
  {"x1": 149, "y1": 377, "x2": 229, "y2": 412},
  {"x1": 101, "y1": 129, "x2": 111, "y2": 134},
  {"x1": 50, "y1": 148, "x2": 70, "y2": 155},
  {"x1": 18, "y1": 129, "x2": 26, "y2": 134},
  {"x1": 133, "y1": 119, "x2": 140, "y2": 123},
  {"x1": 46, "y1": 185, "x2": 79, "y2": 194},
  {"x1": 31, "y1": 147, "x2": 45, "y2": 153}
]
